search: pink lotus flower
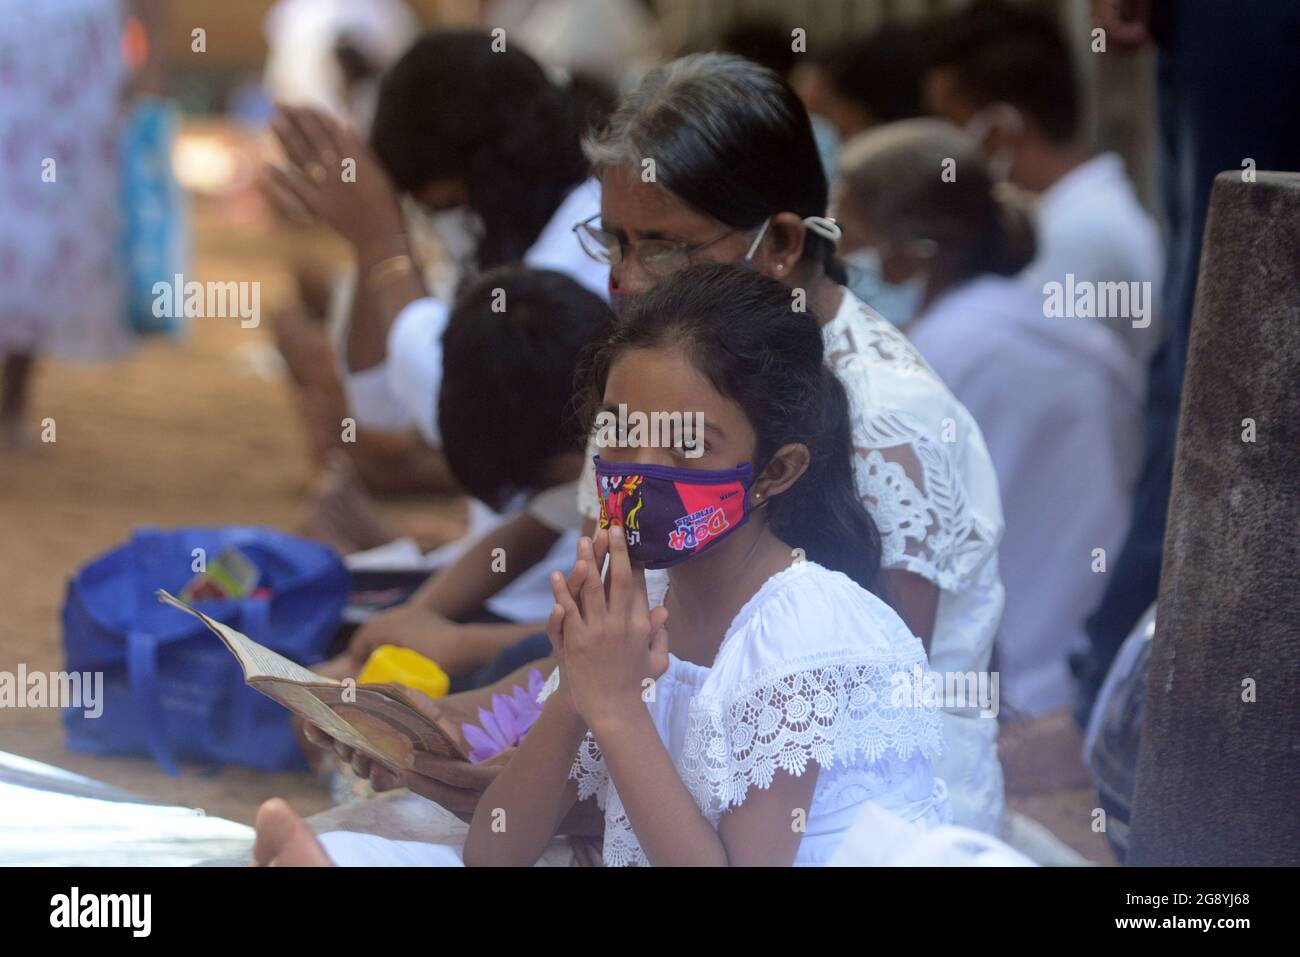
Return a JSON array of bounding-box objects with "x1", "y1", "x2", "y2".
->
[{"x1": 462, "y1": 669, "x2": 546, "y2": 763}]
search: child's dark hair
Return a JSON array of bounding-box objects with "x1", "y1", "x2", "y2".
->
[
  {"x1": 439, "y1": 268, "x2": 612, "y2": 511},
  {"x1": 370, "y1": 30, "x2": 587, "y2": 270},
  {"x1": 581, "y1": 263, "x2": 882, "y2": 593},
  {"x1": 823, "y1": 24, "x2": 929, "y2": 125},
  {"x1": 927, "y1": 0, "x2": 1080, "y2": 144}
]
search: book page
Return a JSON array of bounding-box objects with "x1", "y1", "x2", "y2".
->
[
  {"x1": 157, "y1": 589, "x2": 332, "y2": 686},
  {"x1": 156, "y1": 590, "x2": 465, "y2": 768}
]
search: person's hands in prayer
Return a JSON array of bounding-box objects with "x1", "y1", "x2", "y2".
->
[
  {"x1": 547, "y1": 526, "x2": 669, "y2": 733},
  {"x1": 266, "y1": 104, "x2": 404, "y2": 249}
]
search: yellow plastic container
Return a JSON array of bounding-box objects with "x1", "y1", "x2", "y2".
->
[{"x1": 357, "y1": 644, "x2": 451, "y2": 699}]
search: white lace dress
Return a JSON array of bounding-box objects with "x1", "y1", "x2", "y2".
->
[
  {"x1": 317, "y1": 560, "x2": 948, "y2": 867},
  {"x1": 576, "y1": 289, "x2": 1007, "y2": 833},
  {"x1": 543, "y1": 560, "x2": 950, "y2": 866}
]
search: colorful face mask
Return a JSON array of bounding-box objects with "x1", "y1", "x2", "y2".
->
[{"x1": 593, "y1": 456, "x2": 753, "y2": 568}]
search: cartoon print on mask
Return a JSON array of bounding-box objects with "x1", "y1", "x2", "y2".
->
[{"x1": 597, "y1": 472, "x2": 645, "y2": 547}]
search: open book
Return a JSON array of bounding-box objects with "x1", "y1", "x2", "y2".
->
[{"x1": 157, "y1": 590, "x2": 465, "y2": 769}]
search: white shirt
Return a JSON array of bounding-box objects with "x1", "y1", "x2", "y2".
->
[
  {"x1": 263, "y1": 0, "x2": 418, "y2": 123},
  {"x1": 1020, "y1": 152, "x2": 1165, "y2": 367},
  {"x1": 341, "y1": 178, "x2": 607, "y2": 445},
  {"x1": 576, "y1": 289, "x2": 1009, "y2": 833},
  {"x1": 541, "y1": 561, "x2": 950, "y2": 866},
  {"x1": 336, "y1": 182, "x2": 603, "y2": 623},
  {"x1": 908, "y1": 275, "x2": 1145, "y2": 715}
]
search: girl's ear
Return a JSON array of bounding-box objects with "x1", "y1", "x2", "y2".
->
[
  {"x1": 750, "y1": 442, "x2": 811, "y2": 506},
  {"x1": 761, "y1": 212, "x2": 808, "y2": 278}
]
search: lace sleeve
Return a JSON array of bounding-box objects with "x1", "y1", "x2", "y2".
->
[
  {"x1": 679, "y1": 647, "x2": 944, "y2": 820},
  {"x1": 855, "y1": 413, "x2": 998, "y2": 591},
  {"x1": 570, "y1": 732, "x2": 610, "y2": 806},
  {"x1": 825, "y1": 298, "x2": 1003, "y2": 594}
]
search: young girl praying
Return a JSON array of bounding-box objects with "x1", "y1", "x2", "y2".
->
[{"x1": 253, "y1": 264, "x2": 949, "y2": 867}]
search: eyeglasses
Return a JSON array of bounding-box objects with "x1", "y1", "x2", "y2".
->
[{"x1": 573, "y1": 215, "x2": 762, "y2": 277}]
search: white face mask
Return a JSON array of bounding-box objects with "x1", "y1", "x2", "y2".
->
[
  {"x1": 408, "y1": 203, "x2": 484, "y2": 274},
  {"x1": 843, "y1": 247, "x2": 926, "y2": 328},
  {"x1": 964, "y1": 103, "x2": 1023, "y2": 183}
]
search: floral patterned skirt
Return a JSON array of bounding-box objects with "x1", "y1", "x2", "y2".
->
[{"x1": 0, "y1": 0, "x2": 129, "y2": 360}]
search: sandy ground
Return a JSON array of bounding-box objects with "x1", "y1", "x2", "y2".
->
[
  {"x1": 0, "y1": 193, "x2": 1116, "y2": 864},
  {"x1": 0, "y1": 205, "x2": 440, "y2": 824}
]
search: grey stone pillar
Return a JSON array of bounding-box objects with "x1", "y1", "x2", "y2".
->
[{"x1": 1127, "y1": 172, "x2": 1300, "y2": 866}]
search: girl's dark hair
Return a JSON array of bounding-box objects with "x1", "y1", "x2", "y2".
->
[
  {"x1": 369, "y1": 30, "x2": 588, "y2": 270},
  {"x1": 584, "y1": 53, "x2": 845, "y2": 283},
  {"x1": 440, "y1": 268, "x2": 612, "y2": 511},
  {"x1": 839, "y1": 118, "x2": 1035, "y2": 279},
  {"x1": 581, "y1": 263, "x2": 882, "y2": 592}
]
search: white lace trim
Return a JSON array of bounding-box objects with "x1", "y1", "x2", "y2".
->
[
  {"x1": 679, "y1": 650, "x2": 943, "y2": 818},
  {"x1": 571, "y1": 650, "x2": 943, "y2": 867},
  {"x1": 537, "y1": 666, "x2": 561, "y2": 705},
  {"x1": 571, "y1": 731, "x2": 608, "y2": 804}
]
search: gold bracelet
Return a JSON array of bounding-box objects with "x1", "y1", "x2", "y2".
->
[{"x1": 368, "y1": 253, "x2": 416, "y2": 287}]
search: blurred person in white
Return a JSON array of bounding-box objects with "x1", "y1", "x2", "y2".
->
[
  {"x1": 0, "y1": 0, "x2": 163, "y2": 449},
  {"x1": 925, "y1": 0, "x2": 1163, "y2": 369},
  {"x1": 263, "y1": 0, "x2": 418, "y2": 129},
  {"x1": 804, "y1": 26, "x2": 932, "y2": 328},
  {"x1": 266, "y1": 32, "x2": 607, "y2": 618},
  {"x1": 480, "y1": 0, "x2": 658, "y2": 91},
  {"x1": 318, "y1": 268, "x2": 611, "y2": 685},
  {"x1": 835, "y1": 118, "x2": 1144, "y2": 717},
  {"x1": 260, "y1": 0, "x2": 419, "y2": 487}
]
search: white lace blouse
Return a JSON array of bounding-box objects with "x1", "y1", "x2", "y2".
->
[
  {"x1": 820, "y1": 290, "x2": 1007, "y2": 833},
  {"x1": 576, "y1": 288, "x2": 1007, "y2": 833},
  {"x1": 541, "y1": 561, "x2": 950, "y2": 867}
]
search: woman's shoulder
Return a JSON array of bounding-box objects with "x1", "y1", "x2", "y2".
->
[
  {"x1": 710, "y1": 561, "x2": 926, "y2": 692},
  {"x1": 823, "y1": 291, "x2": 990, "y2": 448},
  {"x1": 822, "y1": 290, "x2": 940, "y2": 384}
]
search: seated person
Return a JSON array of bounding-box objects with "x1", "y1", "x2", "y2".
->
[
  {"x1": 834, "y1": 119, "x2": 1144, "y2": 715},
  {"x1": 319, "y1": 267, "x2": 610, "y2": 686},
  {"x1": 265, "y1": 29, "x2": 606, "y2": 543},
  {"x1": 923, "y1": 0, "x2": 1163, "y2": 366}
]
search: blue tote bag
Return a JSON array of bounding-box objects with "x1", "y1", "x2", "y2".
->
[{"x1": 62, "y1": 527, "x2": 347, "y2": 775}]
